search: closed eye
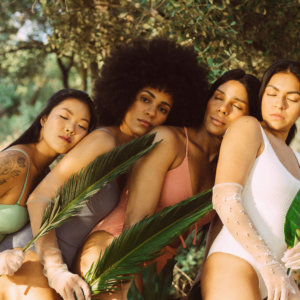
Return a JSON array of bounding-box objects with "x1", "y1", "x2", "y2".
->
[
  {"x1": 215, "y1": 97, "x2": 223, "y2": 100},
  {"x1": 233, "y1": 105, "x2": 242, "y2": 110},
  {"x1": 267, "y1": 94, "x2": 276, "y2": 97},
  {"x1": 287, "y1": 98, "x2": 297, "y2": 102},
  {"x1": 60, "y1": 115, "x2": 68, "y2": 120},
  {"x1": 78, "y1": 124, "x2": 87, "y2": 130}
]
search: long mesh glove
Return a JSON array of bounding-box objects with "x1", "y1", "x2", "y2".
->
[
  {"x1": 27, "y1": 173, "x2": 91, "y2": 300},
  {"x1": 213, "y1": 183, "x2": 294, "y2": 300},
  {"x1": 282, "y1": 243, "x2": 300, "y2": 269},
  {"x1": 0, "y1": 249, "x2": 25, "y2": 276}
]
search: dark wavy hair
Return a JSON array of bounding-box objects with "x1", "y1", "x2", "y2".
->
[
  {"x1": 207, "y1": 69, "x2": 261, "y2": 119},
  {"x1": 4, "y1": 89, "x2": 97, "y2": 150},
  {"x1": 93, "y1": 37, "x2": 210, "y2": 127},
  {"x1": 259, "y1": 60, "x2": 300, "y2": 145}
]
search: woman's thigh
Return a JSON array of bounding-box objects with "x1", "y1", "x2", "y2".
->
[
  {"x1": 72, "y1": 230, "x2": 115, "y2": 276},
  {"x1": 0, "y1": 248, "x2": 60, "y2": 300},
  {"x1": 72, "y1": 231, "x2": 143, "y2": 300},
  {"x1": 201, "y1": 252, "x2": 261, "y2": 300}
]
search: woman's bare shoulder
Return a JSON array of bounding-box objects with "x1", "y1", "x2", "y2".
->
[
  {"x1": 149, "y1": 125, "x2": 182, "y2": 146},
  {"x1": 225, "y1": 116, "x2": 262, "y2": 143},
  {"x1": 0, "y1": 149, "x2": 28, "y2": 188}
]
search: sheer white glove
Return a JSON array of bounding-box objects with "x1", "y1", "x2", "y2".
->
[
  {"x1": 282, "y1": 242, "x2": 300, "y2": 269},
  {"x1": 47, "y1": 263, "x2": 91, "y2": 300},
  {"x1": 213, "y1": 183, "x2": 294, "y2": 300},
  {"x1": 0, "y1": 249, "x2": 25, "y2": 276},
  {"x1": 27, "y1": 173, "x2": 91, "y2": 300}
]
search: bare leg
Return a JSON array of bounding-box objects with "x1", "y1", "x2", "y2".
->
[
  {"x1": 201, "y1": 253, "x2": 261, "y2": 300},
  {"x1": 0, "y1": 248, "x2": 61, "y2": 300},
  {"x1": 73, "y1": 231, "x2": 141, "y2": 300}
]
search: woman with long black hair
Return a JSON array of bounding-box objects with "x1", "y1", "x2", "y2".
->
[{"x1": 0, "y1": 89, "x2": 96, "y2": 276}]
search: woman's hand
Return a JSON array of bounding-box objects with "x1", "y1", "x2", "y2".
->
[
  {"x1": 0, "y1": 249, "x2": 25, "y2": 276},
  {"x1": 282, "y1": 243, "x2": 300, "y2": 269},
  {"x1": 47, "y1": 265, "x2": 91, "y2": 300},
  {"x1": 259, "y1": 262, "x2": 295, "y2": 300}
]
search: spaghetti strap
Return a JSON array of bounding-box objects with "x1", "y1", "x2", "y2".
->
[
  {"x1": 184, "y1": 127, "x2": 189, "y2": 157},
  {"x1": 2, "y1": 148, "x2": 30, "y2": 206},
  {"x1": 95, "y1": 128, "x2": 118, "y2": 146}
]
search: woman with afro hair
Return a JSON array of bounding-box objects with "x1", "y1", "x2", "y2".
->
[
  {"x1": 0, "y1": 37, "x2": 209, "y2": 300},
  {"x1": 73, "y1": 69, "x2": 262, "y2": 299}
]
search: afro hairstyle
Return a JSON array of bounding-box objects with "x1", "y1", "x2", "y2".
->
[{"x1": 93, "y1": 37, "x2": 210, "y2": 127}]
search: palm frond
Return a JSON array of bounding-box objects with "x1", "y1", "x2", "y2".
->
[
  {"x1": 84, "y1": 190, "x2": 213, "y2": 295},
  {"x1": 23, "y1": 133, "x2": 159, "y2": 252}
]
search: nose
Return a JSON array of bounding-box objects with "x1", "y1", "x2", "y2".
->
[
  {"x1": 145, "y1": 105, "x2": 157, "y2": 118},
  {"x1": 65, "y1": 123, "x2": 75, "y2": 135},
  {"x1": 218, "y1": 103, "x2": 229, "y2": 116},
  {"x1": 274, "y1": 95, "x2": 286, "y2": 109}
]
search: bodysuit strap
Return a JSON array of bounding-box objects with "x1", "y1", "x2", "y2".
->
[
  {"x1": 95, "y1": 128, "x2": 118, "y2": 146},
  {"x1": 184, "y1": 127, "x2": 189, "y2": 157},
  {"x1": 2, "y1": 149, "x2": 30, "y2": 206}
]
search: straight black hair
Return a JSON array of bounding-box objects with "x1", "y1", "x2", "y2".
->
[
  {"x1": 258, "y1": 60, "x2": 300, "y2": 145},
  {"x1": 207, "y1": 69, "x2": 261, "y2": 120},
  {"x1": 4, "y1": 89, "x2": 97, "y2": 150}
]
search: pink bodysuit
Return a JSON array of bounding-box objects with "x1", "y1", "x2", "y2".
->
[{"x1": 89, "y1": 127, "x2": 196, "y2": 272}]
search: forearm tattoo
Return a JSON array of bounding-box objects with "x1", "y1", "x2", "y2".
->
[{"x1": 0, "y1": 153, "x2": 26, "y2": 185}]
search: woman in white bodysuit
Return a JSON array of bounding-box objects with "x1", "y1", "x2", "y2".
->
[{"x1": 201, "y1": 60, "x2": 300, "y2": 300}]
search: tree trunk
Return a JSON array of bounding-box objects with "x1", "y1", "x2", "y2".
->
[{"x1": 90, "y1": 60, "x2": 98, "y2": 90}]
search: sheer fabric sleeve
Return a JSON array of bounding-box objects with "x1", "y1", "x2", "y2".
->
[{"x1": 213, "y1": 183, "x2": 294, "y2": 299}]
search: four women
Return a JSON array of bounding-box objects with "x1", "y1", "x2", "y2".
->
[
  {"x1": 1, "y1": 37, "x2": 300, "y2": 300},
  {"x1": 0, "y1": 37, "x2": 209, "y2": 300}
]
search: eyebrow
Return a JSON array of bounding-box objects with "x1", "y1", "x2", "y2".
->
[
  {"x1": 267, "y1": 84, "x2": 300, "y2": 96},
  {"x1": 216, "y1": 88, "x2": 247, "y2": 105},
  {"x1": 61, "y1": 108, "x2": 90, "y2": 124},
  {"x1": 143, "y1": 90, "x2": 172, "y2": 109}
]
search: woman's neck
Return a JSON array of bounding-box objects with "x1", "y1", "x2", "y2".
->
[
  {"x1": 260, "y1": 121, "x2": 290, "y2": 144},
  {"x1": 29, "y1": 142, "x2": 59, "y2": 172},
  {"x1": 193, "y1": 124, "x2": 223, "y2": 162}
]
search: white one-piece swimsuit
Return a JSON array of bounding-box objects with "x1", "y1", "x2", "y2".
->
[{"x1": 208, "y1": 125, "x2": 300, "y2": 299}]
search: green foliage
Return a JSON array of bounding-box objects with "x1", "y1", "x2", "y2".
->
[
  {"x1": 285, "y1": 189, "x2": 300, "y2": 248},
  {"x1": 23, "y1": 133, "x2": 159, "y2": 252},
  {"x1": 127, "y1": 259, "x2": 177, "y2": 300},
  {"x1": 84, "y1": 190, "x2": 212, "y2": 295}
]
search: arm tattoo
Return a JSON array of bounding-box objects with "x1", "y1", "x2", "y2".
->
[{"x1": 0, "y1": 153, "x2": 27, "y2": 185}]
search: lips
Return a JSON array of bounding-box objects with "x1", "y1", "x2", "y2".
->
[
  {"x1": 138, "y1": 119, "x2": 152, "y2": 128},
  {"x1": 270, "y1": 114, "x2": 284, "y2": 120},
  {"x1": 210, "y1": 116, "x2": 226, "y2": 126},
  {"x1": 59, "y1": 136, "x2": 71, "y2": 143}
]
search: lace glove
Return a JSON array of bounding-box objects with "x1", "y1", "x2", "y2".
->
[
  {"x1": 0, "y1": 249, "x2": 25, "y2": 276},
  {"x1": 282, "y1": 242, "x2": 300, "y2": 269},
  {"x1": 213, "y1": 183, "x2": 295, "y2": 300},
  {"x1": 27, "y1": 173, "x2": 91, "y2": 300}
]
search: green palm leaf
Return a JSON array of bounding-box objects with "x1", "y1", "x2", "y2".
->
[
  {"x1": 84, "y1": 190, "x2": 213, "y2": 295},
  {"x1": 284, "y1": 189, "x2": 300, "y2": 248},
  {"x1": 22, "y1": 133, "x2": 160, "y2": 252}
]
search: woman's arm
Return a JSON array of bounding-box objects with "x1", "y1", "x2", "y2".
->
[
  {"x1": 50, "y1": 130, "x2": 117, "y2": 183},
  {"x1": 26, "y1": 130, "x2": 117, "y2": 300},
  {"x1": 124, "y1": 126, "x2": 180, "y2": 229}
]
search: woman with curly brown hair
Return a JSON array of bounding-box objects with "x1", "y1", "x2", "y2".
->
[{"x1": 0, "y1": 37, "x2": 209, "y2": 300}]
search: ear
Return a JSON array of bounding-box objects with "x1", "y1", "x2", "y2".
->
[{"x1": 40, "y1": 115, "x2": 48, "y2": 127}]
